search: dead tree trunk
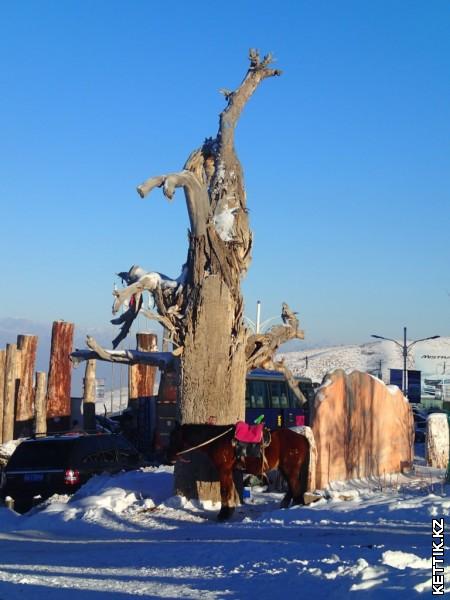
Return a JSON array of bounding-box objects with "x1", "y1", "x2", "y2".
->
[
  {"x1": 83, "y1": 360, "x2": 97, "y2": 433},
  {"x1": 0, "y1": 349, "x2": 6, "y2": 444},
  {"x1": 47, "y1": 321, "x2": 74, "y2": 432},
  {"x1": 73, "y1": 51, "x2": 304, "y2": 502},
  {"x1": 3, "y1": 344, "x2": 18, "y2": 443},
  {"x1": 135, "y1": 51, "x2": 296, "y2": 501},
  {"x1": 35, "y1": 372, "x2": 47, "y2": 436},
  {"x1": 15, "y1": 334, "x2": 38, "y2": 438},
  {"x1": 133, "y1": 51, "x2": 284, "y2": 427},
  {"x1": 128, "y1": 332, "x2": 158, "y2": 408}
]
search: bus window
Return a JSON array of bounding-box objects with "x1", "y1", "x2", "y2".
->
[
  {"x1": 246, "y1": 380, "x2": 268, "y2": 409},
  {"x1": 299, "y1": 381, "x2": 315, "y2": 404},
  {"x1": 269, "y1": 381, "x2": 289, "y2": 408},
  {"x1": 289, "y1": 389, "x2": 303, "y2": 409},
  {"x1": 289, "y1": 382, "x2": 313, "y2": 408}
]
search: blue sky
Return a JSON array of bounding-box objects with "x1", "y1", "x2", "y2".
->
[{"x1": 0, "y1": 1, "x2": 449, "y2": 348}]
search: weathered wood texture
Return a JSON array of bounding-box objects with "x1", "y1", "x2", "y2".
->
[
  {"x1": 179, "y1": 276, "x2": 246, "y2": 423},
  {"x1": 311, "y1": 370, "x2": 414, "y2": 488},
  {"x1": 83, "y1": 359, "x2": 97, "y2": 433},
  {"x1": 15, "y1": 334, "x2": 38, "y2": 422},
  {"x1": 132, "y1": 51, "x2": 283, "y2": 431},
  {"x1": 135, "y1": 52, "x2": 285, "y2": 501},
  {"x1": 71, "y1": 337, "x2": 174, "y2": 369},
  {"x1": 72, "y1": 52, "x2": 297, "y2": 503},
  {"x1": 128, "y1": 333, "x2": 158, "y2": 403},
  {"x1": 246, "y1": 318, "x2": 306, "y2": 403},
  {"x1": 47, "y1": 321, "x2": 74, "y2": 418},
  {"x1": 0, "y1": 350, "x2": 6, "y2": 444},
  {"x1": 162, "y1": 327, "x2": 170, "y2": 352},
  {"x1": 34, "y1": 371, "x2": 47, "y2": 436},
  {"x1": 3, "y1": 344, "x2": 18, "y2": 443},
  {"x1": 426, "y1": 413, "x2": 449, "y2": 469}
]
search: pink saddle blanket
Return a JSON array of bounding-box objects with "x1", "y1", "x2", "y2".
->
[{"x1": 235, "y1": 421, "x2": 264, "y2": 444}]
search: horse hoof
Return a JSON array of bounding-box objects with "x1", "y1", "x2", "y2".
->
[
  {"x1": 280, "y1": 493, "x2": 292, "y2": 509},
  {"x1": 217, "y1": 506, "x2": 235, "y2": 521}
]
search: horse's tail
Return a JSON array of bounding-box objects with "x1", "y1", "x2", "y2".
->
[
  {"x1": 299, "y1": 440, "x2": 310, "y2": 500},
  {"x1": 294, "y1": 426, "x2": 317, "y2": 493}
]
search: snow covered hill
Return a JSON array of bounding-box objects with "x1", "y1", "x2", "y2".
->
[{"x1": 279, "y1": 336, "x2": 450, "y2": 386}]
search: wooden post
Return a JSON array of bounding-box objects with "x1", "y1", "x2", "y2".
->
[
  {"x1": 15, "y1": 334, "x2": 38, "y2": 438},
  {"x1": 35, "y1": 372, "x2": 47, "y2": 437},
  {"x1": 127, "y1": 333, "x2": 157, "y2": 450},
  {"x1": 47, "y1": 321, "x2": 74, "y2": 432},
  {"x1": 161, "y1": 327, "x2": 170, "y2": 352},
  {"x1": 0, "y1": 349, "x2": 5, "y2": 444},
  {"x1": 128, "y1": 333, "x2": 158, "y2": 407},
  {"x1": 83, "y1": 359, "x2": 97, "y2": 433},
  {"x1": 3, "y1": 344, "x2": 18, "y2": 443}
]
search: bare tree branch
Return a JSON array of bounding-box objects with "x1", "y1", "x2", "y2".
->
[
  {"x1": 245, "y1": 305, "x2": 306, "y2": 404},
  {"x1": 71, "y1": 336, "x2": 177, "y2": 370},
  {"x1": 136, "y1": 170, "x2": 210, "y2": 237},
  {"x1": 112, "y1": 267, "x2": 186, "y2": 315},
  {"x1": 110, "y1": 294, "x2": 143, "y2": 349},
  {"x1": 140, "y1": 308, "x2": 177, "y2": 335},
  {"x1": 218, "y1": 49, "x2": 282, "y2": 155}
]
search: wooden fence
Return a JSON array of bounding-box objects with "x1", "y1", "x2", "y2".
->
[
  {"x1": 0, "y1": 323, "x2": 158, "y2": 446},
  {"x1": 0, "y1": 321, "x2": 74, "y2": 443}
]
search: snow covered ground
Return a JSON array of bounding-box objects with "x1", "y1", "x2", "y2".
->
[
  {"x1": 1, "y1": 338, "x2": 450, "y2": 598},
  {"x1": 0, "y1": 451, "x2": 449, "y2": 599}
]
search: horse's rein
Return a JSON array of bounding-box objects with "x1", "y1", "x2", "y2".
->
[{"x1": 176, "y1": 427, "x2": 235, "y2": 456}]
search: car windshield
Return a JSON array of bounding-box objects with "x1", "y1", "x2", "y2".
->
[{"x1": 7, "y1": 439, "x2": 75, "y2": 470}]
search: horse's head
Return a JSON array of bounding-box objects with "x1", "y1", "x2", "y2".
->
[{"x1": 166, "y1": 423, "x2": 191, "y2": 464}]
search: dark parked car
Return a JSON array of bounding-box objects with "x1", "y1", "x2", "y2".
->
[{"x1": 1, "y1": 433, "x2": 142, "y2": 513}]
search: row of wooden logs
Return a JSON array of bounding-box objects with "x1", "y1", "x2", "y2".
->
[
  {"x1": 0, "y1": 320, "x2": 158, "y2": 445},
  {"x1": 0, "y1": 321, "x2": 75, "y2": 444}
]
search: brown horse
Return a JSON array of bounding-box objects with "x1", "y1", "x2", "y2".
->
[{"x1": 168, "y1": 424, "x2": 310, "y2": 521}]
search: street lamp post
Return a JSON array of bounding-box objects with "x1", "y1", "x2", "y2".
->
[
  {"x1": 244, "y1": 300, "x2": 279, "y2": 334},
  {"x1": 371, "y1": 328, "x2": 440, "y2": 396},
  {"x1": 256, "y1": 300, "x2": 261, "y2": 334},
  {"x1": 255, "y1": 300, "x2": 280, "y2": 332}
]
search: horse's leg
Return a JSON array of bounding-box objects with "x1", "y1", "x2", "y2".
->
[
  {"x1": 232, "y1": 468, "x2": 244, "y2": 504},
  {"x1": 290, "y1": 475, "x2": 304, "y2": 506},
  {"x1": 217, "y1": 467, "x2": 236, "y2": 521},
  {"x1": 280, "y1": 490, "x2": 292, "y2": 509},
  {"x1": 294, "y1": 452, "x2": 310, "y2": 506},
  {"x1": 277, "y1": 469, "x2": 293, "y2": 508},
  {"x1": 279, "y1": 463, "x2": 303, "y2": 506},
  {"x1": 278, "y1": 462, "x2": 306, "y2": 507},
  {"x1": 288, "y1": 446, "x2": 310, "y2": 506}
]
